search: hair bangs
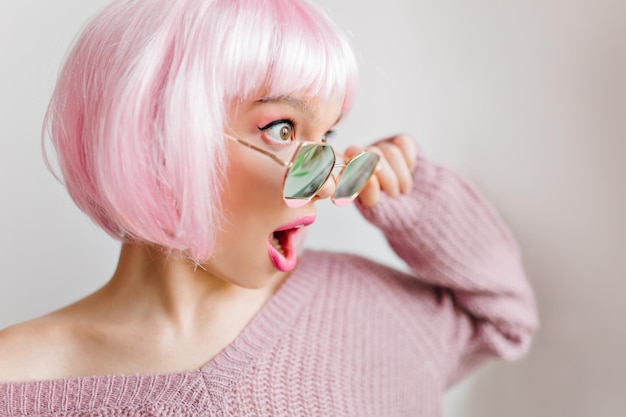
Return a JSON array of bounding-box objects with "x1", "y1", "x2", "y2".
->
[{"x1": 218, "y1": 0, "x2": 358, "y2": 111}]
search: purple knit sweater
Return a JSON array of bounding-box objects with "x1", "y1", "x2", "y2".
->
[{"x1": 0, "y1": 155, "x2": 538, "y2": 416}]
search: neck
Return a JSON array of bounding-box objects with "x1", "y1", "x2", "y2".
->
[{"x1": 98, "y1": 243, "x2": 278, "y2": 336}]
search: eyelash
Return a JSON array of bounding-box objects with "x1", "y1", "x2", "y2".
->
[
  {"x1": 257, "y1": 119, "x2": 337, "y2": 144},
  {"x1": 258, "y1": 119, "x2": 296, "y2": 145},
  {"x1": 322, "y1": 130, "x2": 336, "y2": 143}
]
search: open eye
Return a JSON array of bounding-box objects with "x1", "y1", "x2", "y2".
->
[
  {"x1": 259, "y1": 120, "x2": 294, "y2": 143},
  {"x1": 321, "y1": 130, "x2": 336, "y2": 143}
]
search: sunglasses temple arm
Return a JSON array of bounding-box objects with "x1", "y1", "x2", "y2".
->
[{"x1": 225, "y1": 134, "x2": 292, "y2": 167}]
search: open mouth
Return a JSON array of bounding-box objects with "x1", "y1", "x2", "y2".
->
[
  {"x1": 271, "y1": 230, "x2": 288, "y2": 256},
  {"x1": 267, "y1": 216, "x2": 315, "y2": 272}
]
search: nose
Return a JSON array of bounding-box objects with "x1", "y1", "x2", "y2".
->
[{"x1": 314, "y1": 174, "x2": 336, "y2": 201}]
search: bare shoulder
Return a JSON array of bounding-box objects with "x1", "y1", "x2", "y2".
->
[{"x1": 0, "y1": 315, "x2": 81, "y2": 382}]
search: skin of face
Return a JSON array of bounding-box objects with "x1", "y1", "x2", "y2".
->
[{"x1": 200, "y1": 93, "x2": 343, "y2": 290}]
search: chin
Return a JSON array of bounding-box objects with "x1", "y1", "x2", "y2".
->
[{"x1": 239, "y1": 270, "x2": 286, "y2": 290}]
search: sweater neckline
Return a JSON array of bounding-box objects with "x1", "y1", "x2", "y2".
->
[
  {"x1": 0, "y1": 251, "x2": 323, "y2": 413},
  {"x1": 198, "y1": 250, "x2": 320, "y2": 377}
]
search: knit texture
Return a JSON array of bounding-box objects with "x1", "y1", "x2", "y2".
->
[{"x1": 0, "y1": 156, "x2": 538, "y2": 416}]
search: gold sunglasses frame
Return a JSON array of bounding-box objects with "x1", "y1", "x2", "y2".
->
[{"x1": 225, "y1": 134, "x2": 379, "y2": 207}]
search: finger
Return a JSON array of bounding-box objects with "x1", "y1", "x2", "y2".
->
[
  {"x1": 376, "y1": 141, "x2": 413, "y2": 194},
  {"x1": 389, "y1": 134, "x2": 419, "y2": 170},
  {"x1": 356, "y1": 173, "x2": 381, "y2": 208},
  {"x1": 368, "y1": 146, "x2": 401, "y2": 198},
  {"x1": 343, "y1": 144, "x2": 363, "y2": 160}
]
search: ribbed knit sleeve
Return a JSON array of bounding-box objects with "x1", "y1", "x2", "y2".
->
[{"x1": 356, "y1": 153, "x2": 539, "y2": 386}]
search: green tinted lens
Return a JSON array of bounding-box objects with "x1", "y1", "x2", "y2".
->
[
  {"x1": 334, "y1": 152, "x2": 380, "y2": 201},
  {"x1": 284, "y1": 144, "x2": 335, "y2": 200}
]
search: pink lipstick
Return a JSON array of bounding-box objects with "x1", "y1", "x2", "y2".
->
[{"x1": 267, "y1": 215, "x2": 315, "y2": 272}]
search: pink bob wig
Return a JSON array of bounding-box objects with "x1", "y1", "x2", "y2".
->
[{"x1": 44, "y1": 0, "x2": 358, "y2": 262}]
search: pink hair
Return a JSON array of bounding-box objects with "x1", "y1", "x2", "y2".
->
[{"x1": 43, "y1": 0, "x2": 358, "y2": 262}]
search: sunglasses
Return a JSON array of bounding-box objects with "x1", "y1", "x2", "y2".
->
[{"x1": 226, "y1": 135, "x2": 380, "y2": 208}]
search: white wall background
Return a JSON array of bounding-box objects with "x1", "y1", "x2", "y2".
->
[{"x1": 1, "y1": 1, "x2": 624, "y2": 416}]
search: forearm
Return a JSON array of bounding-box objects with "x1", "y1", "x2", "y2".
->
[{"x1": 357, "y1": 152, "x2": 539, "y2": 365}]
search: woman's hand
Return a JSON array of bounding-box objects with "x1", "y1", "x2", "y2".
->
[{"x1": 345, "y1": 134, "x2": 419, "y2": 208}]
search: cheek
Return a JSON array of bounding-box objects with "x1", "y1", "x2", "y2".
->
[
  {"x1": 221, "y1": 146, "x2": 285, "y2": 215},
  {"x1": 207, "y1": 150, "x2": 287, "y2": 280}
]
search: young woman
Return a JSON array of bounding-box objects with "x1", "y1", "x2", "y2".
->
[{"x1": 0, "y1": 0, "x2": 538, "y2": 415}]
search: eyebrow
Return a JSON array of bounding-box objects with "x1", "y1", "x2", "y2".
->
[
  {"x1": 254, "y1": 95, "x2": 344, "y2": 128},
  {"x1": 254, "y1": 95, "x2": 320, "y2": 122}
]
